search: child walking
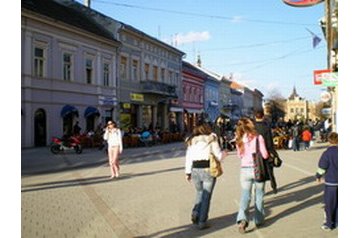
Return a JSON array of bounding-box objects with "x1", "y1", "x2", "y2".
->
[{"x1": 315, "y1": 132, "x2": 338, "y2": 231}]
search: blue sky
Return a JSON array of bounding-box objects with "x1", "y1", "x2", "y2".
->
[{"x1": 80, "y1": 0, "x2": 327, "y2": 101}]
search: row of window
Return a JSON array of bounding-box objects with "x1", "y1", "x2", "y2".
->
[
  {"x1": 183, "y1": 85, "x2": 203, "y2": 103},
  {"x1": 120, "y1": 56, "x2": 179, "y2": 86},
  {"x1": 290, "y1": 108, "x2": 306, "y2": 113},
  {"x1": 34, "y1": 46, "x2": 112, "y2": 86},
  {"x1": 34, "y1": 45, "x2": 180, "y2": 87}
]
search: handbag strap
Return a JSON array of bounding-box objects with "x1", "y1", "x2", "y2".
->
[{"x1": 256, "y1": 136, "x2": 260, "y2": 154}]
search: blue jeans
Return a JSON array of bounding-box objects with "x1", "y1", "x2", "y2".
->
[
  {"x1": 191, "y1": 168, "x2": 216, "y2": 224},
  {"x1": 236, "y1": 168, "x2": 265, "y2": 225}
]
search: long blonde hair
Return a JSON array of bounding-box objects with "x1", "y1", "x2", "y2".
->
[{"x1": 235, "y1": 117, "x2": 257, "y2": 153}]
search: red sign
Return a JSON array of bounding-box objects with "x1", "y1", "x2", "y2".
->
[
  {"x1": 282, "y1": 0, "x2": 324, "y2": 7},
  {"x1": 313, "y1": 69, "x2": 331, "y2": 85}
]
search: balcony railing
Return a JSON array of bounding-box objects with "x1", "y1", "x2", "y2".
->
[{"x1": 140, "y1": 81, "x2": 177, "y2": 97}]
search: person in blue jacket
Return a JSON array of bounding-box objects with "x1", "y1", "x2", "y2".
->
[{"x1": 316, "y1": 132, "x2": 338, "y2": 231}]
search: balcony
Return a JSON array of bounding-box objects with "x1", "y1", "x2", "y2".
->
[{"x1": 140, "y1": 81, "x2": 177, "y2": 98}]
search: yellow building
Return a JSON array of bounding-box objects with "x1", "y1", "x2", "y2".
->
[{"x1": 285, "y1": 87, "x2": 317, "y2": 121}]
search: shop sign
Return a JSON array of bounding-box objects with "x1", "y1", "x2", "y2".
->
[
  {"x1": 314, "y1": 69, "x2": 331, "y2": 85},
  {"x1": 98, "y1": 96, "x2": 117, "y2": 106},
  {"x1": 130, "y1": 93, "x2": 144, "y2": 102},
  {"x1": 282, "y1": 0, "x2": 324, "y2": 7},
  {"x1": 322, "y1": 72, "x2": 338, "y2": 87},
  {"x1": 123, "y1": 103, "x2": 131, "y2": 109},
  {"x1": 320, "y1": 91, "x2": 331, "y2": 103}
]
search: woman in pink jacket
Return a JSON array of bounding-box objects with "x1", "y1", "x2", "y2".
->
[{"x1": 235, "y1": 118, "x2": 269, "y2": 233}]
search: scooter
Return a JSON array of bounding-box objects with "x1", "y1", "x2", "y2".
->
[{"x1": 50, "y1": 136, "x2": 83, "y2": 154}]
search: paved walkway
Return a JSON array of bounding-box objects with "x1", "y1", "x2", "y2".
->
[
  {"x1": 21, "y1": 142, "x2": 185, "y2": 175},
  {"x1": 21, "y1": 142, "x2": 338, "y2": 237}
]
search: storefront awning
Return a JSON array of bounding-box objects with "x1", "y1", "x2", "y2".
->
[
  {"x1": 84, "y1": 106, "x2": 100, "y2": 118},
  {"x1": 185, "y1": 108, "x2": 203, "y2": 114},
  {"x1": 61, "y1": 105, "x2": 79, "y2": 118}
]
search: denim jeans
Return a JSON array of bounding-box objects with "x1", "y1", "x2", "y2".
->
[
  {"x1": 236, "y1": 168, "x2": 265, "y2": 225},
  {"x1": 191, "y1": 168, "x2": 216, "y2": 224}
]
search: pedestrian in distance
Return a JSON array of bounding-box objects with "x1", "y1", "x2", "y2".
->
[
  {"x1": 185, "y1": 123, "x2": 228, "y2": 230},
  {"x1": 254, "y1": 110, "x2": 278, "y2": 194},
  {"x1": 103, "y1": 121, "x2": 123, "y2": 179},
  {"x1": 316, "y1": 132, "x2": 338, "y2": 231},
  {"x1": 73, "y1": 121, "x2": 81, "y2": 136},
  {"x1": 291, "y1": 121, "x2": 301, "y2": 151},
  {"x1": 235, "y1": 117, "x2": 269, "y2": 234},
  {"x1": 301, "y1": 126, "x2": 312, "y2": 150}
]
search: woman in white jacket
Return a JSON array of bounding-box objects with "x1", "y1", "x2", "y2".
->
[
  {"x1": 103, "y1": 121, "x2": 123, "y2": 179},
  {"x1": 185, "y1": 123, "x2": 227, "y2": 230}
]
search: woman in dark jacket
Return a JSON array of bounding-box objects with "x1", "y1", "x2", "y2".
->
[{"x1": 254, "y1": 110, "x2": 278, "y2": 194}]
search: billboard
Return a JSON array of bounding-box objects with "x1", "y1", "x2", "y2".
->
[{"x1": 282, "y1": 0, "x2": 324, "y2": 7}]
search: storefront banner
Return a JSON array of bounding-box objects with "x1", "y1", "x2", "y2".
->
[
  {"x1": 130, "y1": 93, "x2": 144, "y2": 102},
  {"x1": 186, "y1": 108, "x2": 203, "y2": 114},
  {"x1": 170, "y1": 107, "x2": 183, "y2": 112}
]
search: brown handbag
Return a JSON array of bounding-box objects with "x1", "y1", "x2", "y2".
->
[{"x1": 209, "y1": 141, "x2": 223, "y2": 177}]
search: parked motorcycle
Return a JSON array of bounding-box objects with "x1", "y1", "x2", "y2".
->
[{"x1": 50, "y1": 136, "x2": 83, "y2": 154}]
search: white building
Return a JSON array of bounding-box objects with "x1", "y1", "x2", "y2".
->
[{"x1": 22, "y1": 0, "x2": 120, "y2": 147}]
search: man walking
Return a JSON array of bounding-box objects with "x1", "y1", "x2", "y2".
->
[{"x1": 254, "y1": 110, "x2": 278, "y2": 194}]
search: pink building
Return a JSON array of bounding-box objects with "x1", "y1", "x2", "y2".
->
[{"x1": 182, "y1": 61, "x2": 205, "y2": 133}]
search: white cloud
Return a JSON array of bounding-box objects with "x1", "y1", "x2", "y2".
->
[{"x1": 173, "y1": 31, "x2": 211, "y2": 46}]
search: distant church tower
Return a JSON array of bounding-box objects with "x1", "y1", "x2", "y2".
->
[{"x1": 288, "y1": 86, "x2": 299, "y2": 100}]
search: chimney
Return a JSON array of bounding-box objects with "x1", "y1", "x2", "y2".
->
[{"x1": 84, "y1": 0, "x2": 91, "y2": 8}]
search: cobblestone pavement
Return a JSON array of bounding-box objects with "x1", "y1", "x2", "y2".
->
[{"x1": 21, "y1": 142, "x2": 338, "y2": 237}]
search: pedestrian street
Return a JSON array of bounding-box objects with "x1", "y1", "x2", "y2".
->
[{"x1": 21, "y1": 143, "x2": 338, "y2": 238}]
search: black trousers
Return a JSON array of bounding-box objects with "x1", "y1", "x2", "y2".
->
[{"x1": 324, "y1": 185, "x2": 338, "y2": 228}]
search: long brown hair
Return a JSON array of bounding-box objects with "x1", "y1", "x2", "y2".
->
[
  {"x1": 235, "y1": 117, "x2": 257, "y2": 153},
  {"x1": 186, "y1": 123, "x2": 212, "y2": 146}
]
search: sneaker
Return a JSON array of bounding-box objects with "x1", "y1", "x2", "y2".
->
[
  {"x1": 321, "y1": 225, "x2": 332, "y2": 231},
  {"x1": 238, "y1": 220, "x2": 248, "y2": 234}
]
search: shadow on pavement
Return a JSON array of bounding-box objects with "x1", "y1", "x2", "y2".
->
[
  {"x1": 21, "y1": 166, "x2": 184, "y2": 193},
  {"x1": 263, "y1": 176, "x2": 324, "y2": 226},
  {"x1": 137, "y1": 175, "x2": 325, "y2": 237},
  {"x1": 141, "y1": 213, "x2": 238, "y2": 238},
  {"x1": 21, "y1": 175, "x2": 115, "y2": 193}
]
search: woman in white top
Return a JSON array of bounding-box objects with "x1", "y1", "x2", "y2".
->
[
  {"x1": 103, "y1": 121, "x2": 123, "y2": 179},
  {"x1": 185, "y1": 123, "x2": 227, "y2": 230}
]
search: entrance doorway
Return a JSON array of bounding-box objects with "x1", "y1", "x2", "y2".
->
[{"x1": 34, "y1": 109, "x2": 47, "y2": 146}]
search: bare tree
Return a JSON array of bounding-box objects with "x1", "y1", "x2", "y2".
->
[{"x1": 264, "y1": 89, "x2": 286, "y2": 125}]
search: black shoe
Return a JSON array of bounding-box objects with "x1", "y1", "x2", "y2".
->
[
  {"x1": 191, "y1": 214, "x2": 198, "y2": 224},
  {"x1": 273, "y1": 188, "x2": 278, "y2": 194}
]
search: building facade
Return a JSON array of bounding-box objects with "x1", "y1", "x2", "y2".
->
[
  {"x1": 182, "y1": 61, "x2": 205, "y2": 133},
  {"x1": 21, "y1": 0, "x2": 119, "y2": 147},
  {"x1": 116, "y1": 24, "x2": 185, "y2": 132},
  {"x1": 218, "y1": 76, "x2": 232, "y2": 118},
  {"x1": 285, "y1": 87, "x2": 317, "y2": 121}
]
